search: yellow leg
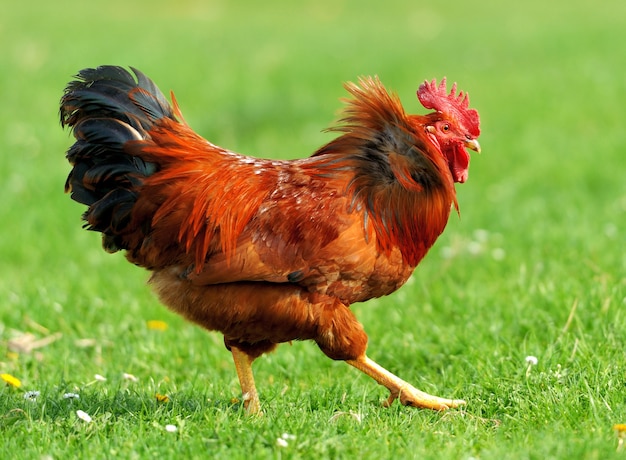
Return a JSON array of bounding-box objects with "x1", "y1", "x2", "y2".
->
[
  {"x1": 231, "y1": 346, "x2": 262, "y2": 415},
  {"x1": 346, "y1": 354, "x2": 465, "y2": 410}
]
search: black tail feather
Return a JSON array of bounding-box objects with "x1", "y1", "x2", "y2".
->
[
  {"x1": 61, "y1": 66, "x2": 174, "y2": 252},
  {"x1": 61, "y1": 66, "x2": 174, "y2": 132}
]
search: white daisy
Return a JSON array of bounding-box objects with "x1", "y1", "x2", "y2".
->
[
  {"x1": 276, "y1": 438, "x2": 288, "y2": 448},
  {"x1": 525, "y1": 355, "x2": 538, "y2": 365},
  {"x1": 122, "y1": 373, "x2": 138, "y2": 382},
  {"x1": 76, "y1": 410, "x2": 92, "y2": 423},
  {"x1": 24, "y1": 390, "x2": 40, "y2": 401}
]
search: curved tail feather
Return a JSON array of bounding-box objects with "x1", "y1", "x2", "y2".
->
[{"x1": 60, "y1": 66, "x2": 175, "y2": 253}]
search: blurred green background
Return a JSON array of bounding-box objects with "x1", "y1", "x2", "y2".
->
[{"x1": 1, "y1": 0, "x2": 625, "y2": 458}]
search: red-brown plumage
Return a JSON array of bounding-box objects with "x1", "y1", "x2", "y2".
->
[{"x1": 61, "y1": 67, "x2": 481, "y2": 413}]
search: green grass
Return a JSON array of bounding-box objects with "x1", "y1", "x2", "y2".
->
[{"x1": 1, "y1": 0, "x2": 625, "y2": 458}]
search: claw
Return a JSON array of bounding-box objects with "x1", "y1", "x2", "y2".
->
[
  {"x1": 347, "y1": 355, "x2": 465, "y2": 411},
  {"x1": 397, "y1": 386, "x2": 466, "y2": 410},
  {"x1": 383, "y1": 392, "x2": 398, "y2": 408}
]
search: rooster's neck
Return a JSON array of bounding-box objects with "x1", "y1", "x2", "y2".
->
[{"x1": 362, "y1": 175, "x2": 456, "y2": 267}]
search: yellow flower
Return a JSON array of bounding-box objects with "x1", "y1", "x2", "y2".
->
[
  {"x1": 614, "y1": 424, "x2": 626, "y2": 433},
  {"x1": 156, "y1": 393, "x2": 170, "y2": 403},
  {"x1": 147, "y1": 320, "x2": 168, "y2": 331},
  {"x1": 1, "y1": 373, "x2": 21, "y2": 388}
]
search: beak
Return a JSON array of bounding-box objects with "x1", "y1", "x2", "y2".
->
[{"x1": 465, "y1": 138, "x2": 481, "y2": 153}]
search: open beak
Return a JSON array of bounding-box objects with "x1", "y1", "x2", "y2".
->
[{"x1": 465, "y1": 138, "x2": 481, "y2": 153}]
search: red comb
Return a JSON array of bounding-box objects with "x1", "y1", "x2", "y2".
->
[{"x1": 417, "y1": 78, "x2": 480, "y2": 137}]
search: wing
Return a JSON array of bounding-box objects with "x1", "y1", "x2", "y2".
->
[
  {"x1": 185, "y1": 158, "x2": 358, "y2": 283},
  {"x1": 182, "y1": 160, "x2": 362, "y2": 285},
  {"x1": 184, "y1": 156, "x2": 413, "y2": 303}
]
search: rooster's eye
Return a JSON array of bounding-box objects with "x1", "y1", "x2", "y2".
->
[{"x1": 442, "y1": 124, "x2": 450, "y2": 132}]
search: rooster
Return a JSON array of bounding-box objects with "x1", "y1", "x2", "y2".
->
[{"x1": 61, "y1": 66, "x2": 481, "y2": 414}]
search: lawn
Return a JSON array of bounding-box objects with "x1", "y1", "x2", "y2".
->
[{"x1": 1, "y1": 0, "x2": 625, "y2": 458}]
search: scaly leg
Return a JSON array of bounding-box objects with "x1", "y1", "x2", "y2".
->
[
  {"x1": 231, "y1": 346, "x2": 261, "y2": 415},
  {"x1": 346, "y1": 354, "x2": 465, "y2": 410}
]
